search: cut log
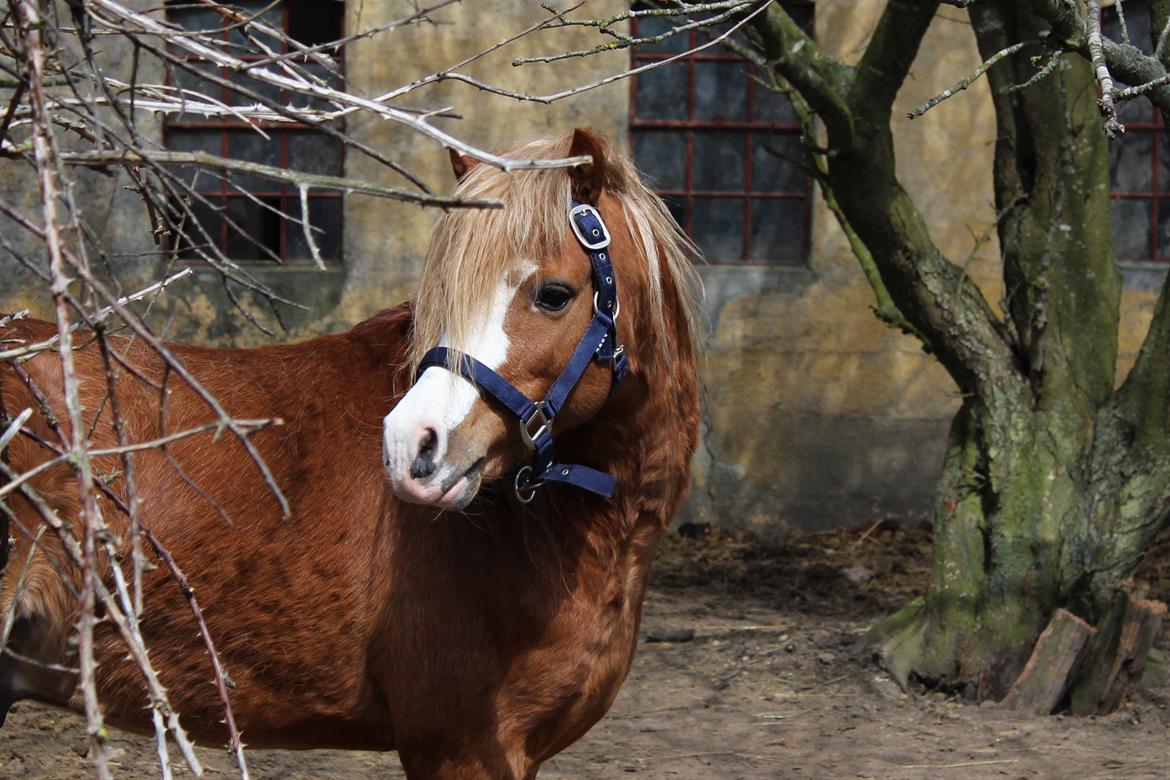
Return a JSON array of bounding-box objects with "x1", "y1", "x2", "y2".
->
[
  {"x1": 1069, "y1": 593, "x2": 1167, "y2": 716},
  {"x1": 1001, "y1": 608, "x2": 1095, "y2": 715}
]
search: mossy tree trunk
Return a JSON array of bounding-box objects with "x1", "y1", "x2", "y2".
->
[{"x1": 745, "y1": 0, "x2": 1170, "y2": 704}]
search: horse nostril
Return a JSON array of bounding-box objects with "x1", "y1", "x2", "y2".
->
[{"x1": 410, "y1": 428, "x2": 438, "y2": 480}]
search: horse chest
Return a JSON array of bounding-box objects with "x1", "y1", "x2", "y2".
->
[{"x1": 496, "y1": 581, "x2": 643, "y2": 764}]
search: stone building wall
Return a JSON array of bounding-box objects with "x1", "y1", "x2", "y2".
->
[{"x1": 0, "y1": 1, "x2": 1161, "y2": 534}]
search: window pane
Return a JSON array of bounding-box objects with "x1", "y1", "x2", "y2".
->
[
  {"x1": 168, "y1": 4, "x2": 223, "y2": 32},
  {"x1": 228, "y1": 70, "x2": 284, "y2": 106},
  {"x1": 634, "y1": 131, "x2": 685, "y2": 190},
  {"x1": 749, "y1": 199, "x2": 804, "y2": 263},
  {"x1": 287, "y1": 0, "x2": 345, "y2": 48},
  {"x1": 754, "y1": 88, "x2": 797, "y2": 125},
  {"x1": 302, "y1": 62, "x2": 346, "y2": 110},
  {"x1": 1110, "y1": 132, "x2": 1153, "y2": 192},
  {"x1": 1157, "y1": 203, "x2": 1170, "y2": 260},
  {"x1": 1118, "y1": 97, "x2": 1155, "y2": 125},
  {"x1": 172, "y1": 62, "x2": 221, "y2": 105},
  {"x1": 634, "y1": 12, "x2": 690, "y2": 55},
  {"x1": 662, "y1": 195, "x2": 688, "y2": 233},
  {"x1": 226, "y1": 196, "x2": 282, "y2": 259},
  {"x1": 693, "y1": 131, "x2": 745, "y2": 191},
  {"x1": 175, "y1": 199, "x2": 224, "y2": 259},
  {"x1": 694, "y1": 61, "x2": 746, "y2": 122},
  {"x1": 166, "y1": 129, "x2": 221, "y2": 189},
  {"x1": 692, "y1": 197, "x2": 743, "y2": 261},
  {"x1": 288, "y1": 132, "x2": 343, "y2": 177},
  {"x1": 634, "y1": 66, "x2": 689, "y2": 121},
  {"x1": 752, "y1": 133, "x2": 804, "y2": 193},
  {"x1": 1160, "y1": 135, "x2": 1170, "y2": 192},
  {"x1": 227, "y1": 130, "x2": 282, "y2": 191},
  {"x1": 1112, "y1": 199, "x2": 1152, "y2": 260},
  {"x1": 286, "y1": 197, "x2": 342, "y2": 261},
  {"x1": 1103, "y1": 3, "x2": 1151, "y2": 55},
  {"x1": 1104, "y1": 2, "x2": 1155, "y2": 126},
  {"x1": 227, "y1": 1, "x2": 285, "y2": 49}
]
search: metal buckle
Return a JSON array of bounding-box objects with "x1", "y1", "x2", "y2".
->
[
  {"x1": 569, "y1": 203, "x2": 611, "y2": 250},
  {"x1": 519, "y1": 402, "x2": 549, "y2": 450},
  {"x1": 592, "y1": 291, "x2": 620, "y2": 321},
  {"x1": 514, "y1": 466, "x2": 539, "y2": 503}
]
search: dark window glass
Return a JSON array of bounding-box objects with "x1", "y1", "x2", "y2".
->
[
  {"x1": 693, "y1": 131, "x2": 745, "y2": 191},
  {"x1": 164, "y1": 0, "x2": 345, "y2": 264},
  {"x1": 287, "y1": 0, "x2": 344, "y2": 49},
  {"x1": 750, "y1": 200, "x2": 805, "y2": 262},
  {"x1": 635, "y1": 12, "x2": 690, "y2": 55},
  {"x1": 633, "y1": 131, "x2": 686, "y2": 191},
  {"x1": 1112, "y1": 200, "x2": 1152, "y2": 259},
  {"x1": 288, "y1": 133, "x2": 344, "y2": 177},
  {"x1": 629, "y1": 2, "x2": 811, "y2": 264},
  {"x1": 226, "y1": 197, "x2": 283, "y2": 259},
  {"x1": 694, "y1": 62, "x2": 746, "y2": 122},
  {"x1": 287, "y1": 198, "x2": 343, "y2": 261},
  {"x1": 692, "y1": 198, "x2": 744, "y2": 260},
  {"x1": 752, "y1": 134, "x2": 803, "y2": 193},
  {"x1": 753, "y1": 89, "x2": 798, "y2": 125},
  {"x1": 635, "y1": 66, "x2": 689, "y2": 121},
  {"x1": 227, "y1": 131, "x2": 281, "y2": 191}
]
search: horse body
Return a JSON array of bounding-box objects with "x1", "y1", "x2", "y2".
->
[{"x1": 0, "y1": 129, "x2": 701, "y2": 778}]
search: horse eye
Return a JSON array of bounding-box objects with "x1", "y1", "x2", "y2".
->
[{"x1": 534, "y1": 283, "x2": 574, "y2": 312}]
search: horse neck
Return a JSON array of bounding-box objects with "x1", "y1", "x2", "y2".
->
[{"x1": 558, "y1": 266, "x2": 700, "y2": 564}]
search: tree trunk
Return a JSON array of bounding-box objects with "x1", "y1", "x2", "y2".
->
[
  {"x1": 867, "y1": 2, "x2": 1170, "y2": 706},
  {"x1": 752, "y1": 0, "x2": 1170, "y2": 709}
]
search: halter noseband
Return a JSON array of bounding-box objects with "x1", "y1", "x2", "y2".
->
[{"x1": 415, "y1": 201, "x2": 629, "y2": 503}]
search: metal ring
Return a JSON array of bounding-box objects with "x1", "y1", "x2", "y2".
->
[
  {"x1": 593, "y1": 291, "x2": 620, "y2": 321},
  {"x1": 514, "y1": 466, "x2": 538, "y2": 504}
]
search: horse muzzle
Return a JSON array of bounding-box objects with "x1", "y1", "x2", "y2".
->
[{"x1": 382, "y1": 371, "x2": 489, "y2": 510}]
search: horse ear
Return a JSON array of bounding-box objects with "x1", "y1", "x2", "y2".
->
[
  {"x1": 567, "y1": 128, "x2": 607, "y2": 205},
  {"x1": 448, "y1": 148, "x2": 477, "y2": 182}
]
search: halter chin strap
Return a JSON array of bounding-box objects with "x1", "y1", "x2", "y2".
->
[{"x1": 415, "y1": 201, "x2": 628, "y2": 503}]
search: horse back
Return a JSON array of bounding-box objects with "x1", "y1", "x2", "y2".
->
[{"x1": 0, "y1": 305, "x2": 412, "y2": 747}]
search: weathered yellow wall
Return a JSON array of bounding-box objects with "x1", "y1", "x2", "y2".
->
[{"x1": 0, "y1": 1, "x2": 1162, "y2": 534}]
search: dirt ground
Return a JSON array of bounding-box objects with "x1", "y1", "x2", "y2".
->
[{"x1": 4, "y1": 523, "x2": 1170, "y2": 779}]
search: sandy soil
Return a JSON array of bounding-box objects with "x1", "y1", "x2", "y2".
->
[{"x1": 3, "y1": 524, "x2": 1169, "y2": 779}]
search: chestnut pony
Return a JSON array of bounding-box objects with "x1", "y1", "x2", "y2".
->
[{"x1": 0, "y1": 129, "x2": 702, "y2": 778}]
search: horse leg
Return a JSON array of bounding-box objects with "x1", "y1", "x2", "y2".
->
[
  {"x1": 397, "y1": 744, "x2": 536, "y2": 780},
  {"x1": 0, "y1": 509, "x2": 78, "y2": 722}
]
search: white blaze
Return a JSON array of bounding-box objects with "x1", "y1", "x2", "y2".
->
[{"x1": 382, "y1": 262, "x2": 534, "y2": 482}]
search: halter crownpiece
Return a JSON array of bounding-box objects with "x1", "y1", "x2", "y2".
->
[{"x1": 415, "y1": 201, "x2": 628, "y2": 503}]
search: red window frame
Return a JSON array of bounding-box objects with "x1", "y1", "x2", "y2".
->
[
  {"x1": 1110, "y1": 111, "x2": 1167, "y2": 264},
  {"x1": 163, "y1": 1, "x2": 345, "y2": 264},
  {"x1": 629, "y1": 8, "x2": 813, "y2": 265}
]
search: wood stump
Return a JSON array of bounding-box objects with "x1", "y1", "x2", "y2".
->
[
  {"x1": 1002, "y1": 594, "x2": 1166, "y2": 716},
  {"x1": 1001, "y1": 609, "x2": 1094, "y2": 714}
]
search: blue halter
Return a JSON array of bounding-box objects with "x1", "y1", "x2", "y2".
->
[{"x1": 415, "y1": 201, "x2": 629, "y2": 503}]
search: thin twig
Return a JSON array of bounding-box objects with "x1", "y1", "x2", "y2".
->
[
  {"x1": 908, "y1": 39, "x2": 1038, "y2": 119},
  {"x1": 1087, "y1": 0, "x2": 1125, "y2": 137}
]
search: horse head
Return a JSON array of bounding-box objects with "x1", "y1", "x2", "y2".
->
[{"x1": 382, "y1": 128, "x2": 700, "y2": 511}]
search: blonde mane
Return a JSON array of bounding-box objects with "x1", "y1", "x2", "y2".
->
[{"x1": 409, "y1": 131, "x2": 705, "y2": 372}]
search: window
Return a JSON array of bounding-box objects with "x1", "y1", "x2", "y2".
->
[
  {"x1": 164, "y1": 0, "x2": 345, "y2": 263},
  {"x1": 629, "y1": 4, "x2": 813, "y2": 265},
  {"x1": 1105, "y1": 2, "x2": 1168, "y2": 263}
]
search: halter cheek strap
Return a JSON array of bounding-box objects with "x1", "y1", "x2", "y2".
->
[{"x1": 415, "y1": 201, "x2": 627, "y2": 502}]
